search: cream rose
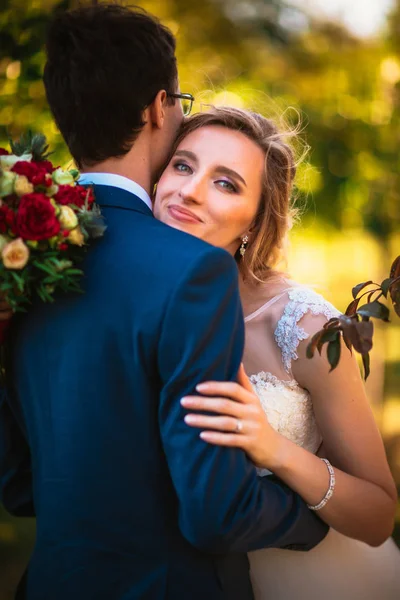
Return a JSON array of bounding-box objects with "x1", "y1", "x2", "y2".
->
[
  {"x1": 2, "y1": 238, "x2": 30, "y2": 269},
  {"x1": 14, "y1": 174, "x2": 34, "y2": 197},
  {"x1": 67, "y1": 227, "x2": 85, "y2": 246},
  {"x1": 59, "y1": 205, "x2": 78, "y2": 230}
]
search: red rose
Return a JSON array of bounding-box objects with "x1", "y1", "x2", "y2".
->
[
  {"x1": 11, "y1": 161, "x2": 52, "y2": 186},
  {"x1": 34, "y1": 160, "x2": 55, "y2": 174},
  {"x1": 0, "y1": 206, "x2": 9, "y2": 233},
  {"x1": 16, "y1": 193, "x2": 60, "y2": 241},
  {"x1": 0, "y1": 205, "x2": 17, "y2": 235},
  {"x1": 0, "y1": 148, "x2": 9, "y2": 156},
  {"x1": 55, "y1": 184, "x2": 94, "y2": 208}
]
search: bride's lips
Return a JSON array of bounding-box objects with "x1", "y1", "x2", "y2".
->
[{"x1": 167, "y1": 204, "x2": 203, "y2": 224}]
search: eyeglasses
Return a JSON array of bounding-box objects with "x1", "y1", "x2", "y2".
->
[{"x1": 167, "y1": 92, "x2": 195, "y2": 116}]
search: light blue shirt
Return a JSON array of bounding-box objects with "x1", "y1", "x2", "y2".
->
[{"x1": 78, "y1": 172, "x2": 153, "y2": 212}]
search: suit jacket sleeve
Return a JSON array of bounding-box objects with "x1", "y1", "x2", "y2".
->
[
  {"x1": 158, "y1": 246, "x2": 328, "y2": 553},
  {"x1": 0, "y1": 385, "x2": 34, "y2": 516}
]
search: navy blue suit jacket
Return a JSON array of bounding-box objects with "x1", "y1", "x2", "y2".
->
[{"x1": 0, "y1": 185, "x2": 328, "y2": 599}]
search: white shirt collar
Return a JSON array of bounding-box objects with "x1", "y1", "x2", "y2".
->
[{"x1": 78, "y1": 173, "x2": 153, "y2": 212}]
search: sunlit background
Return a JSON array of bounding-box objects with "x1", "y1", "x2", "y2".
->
[{"x1": 1, "y1": 0, "x2": 400, "y2": 597}]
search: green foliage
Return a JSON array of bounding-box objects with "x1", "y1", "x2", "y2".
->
[{"x1": 9, "y1": 130, "x2": 50, "y2": 160}]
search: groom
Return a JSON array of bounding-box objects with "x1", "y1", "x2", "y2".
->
[{"x1": 0, "y1": 4, "x2": 328, "y2": 599}]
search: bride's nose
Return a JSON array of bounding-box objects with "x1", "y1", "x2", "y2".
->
[{"x1": 178, "y1": 175, "x2": 205, "y2": 205}]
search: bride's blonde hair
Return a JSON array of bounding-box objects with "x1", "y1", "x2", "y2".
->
[{"x1": 172, "y1": 106, "x2": 299, "y2": 283}]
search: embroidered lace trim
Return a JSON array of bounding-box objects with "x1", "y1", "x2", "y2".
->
[{"x1": 274, "y1": 288, "x2": 340, "y2": 373}]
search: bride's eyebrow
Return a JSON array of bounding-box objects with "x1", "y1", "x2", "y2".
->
[
  {"x1": 174, "y1": 149, "x2": 198, "y2": 163},
  {"x1": 215, "y1": 166, "x2": 247, "y2": 187},
  {"x1": 175, "y1": 150, "x2": 246, "y2": 187}
]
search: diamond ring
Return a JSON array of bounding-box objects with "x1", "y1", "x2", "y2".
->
[{"x1": 235, "y1": 419, "x2": 243, "y2": 433}]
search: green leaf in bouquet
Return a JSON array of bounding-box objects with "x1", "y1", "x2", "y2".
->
[
  {"x1": 78, "y1": 204, "x2": 107, "y2": 239},
  {"x1": 64, "y1": 268, "x2": 84, "y2": 276},
  {"x1": 351, "y1": 281, "x2": 373, "y2": 299},
  {"x1": 42, "y1": 274, "x2": 64, "y2": 284},
  {"x1": 32, "y1": 261, "x2": 58, "y2": 277},
  {"x1": 10, "y1": 271, "x2": 26, "y2": 293},
  {"x1": 9, "y1": 131, "x2": 51, "y2": 162},
  {"x1": 327, "y1": 335, "x2": 341, "y2": 371},
  {"x1": 357, "y1": 300, "x2": 390, "y2": 322},
  {"x1": 36, "y1": 284, "x2": 55, "y2": 303}
]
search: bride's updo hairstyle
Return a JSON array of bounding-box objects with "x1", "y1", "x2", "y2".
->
[{"x1": 171, "y1": 106, "x2": 298, "y2": 283}]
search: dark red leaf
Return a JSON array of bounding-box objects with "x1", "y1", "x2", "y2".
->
[
  {"x1": 352, "y1": 281, "x2": 373, "y2": 300},
  {"x1": 345, "y1": 298, "x2": 360, "y2": 316},
  {"x1": 327, "y1": 337, "x2": 341, "y2": 372},
  {"x1": 389, "y1": 281, "x2": 400, "y2": 318},
  {"x1": 341, "y1": 330, "x2": 353, "y2": 354},
  {"x1": 357, "y1": 300, "x2": 390, "y2": 322},
  {"x1": 339, "y1": 315, "x2": 374, "y2": 354},
  {"x1": 380, "y1": 278, "x2": 393, "y2": 298},
  {"x1": 316, "y1": 328, "x2": 340, "y2": 355},
  {"x1": 362, "y1": 353, "x2": 370, "y2": 380},
  {"x1": 390, "y1": 256, "x2": 400, "y2": 280}
]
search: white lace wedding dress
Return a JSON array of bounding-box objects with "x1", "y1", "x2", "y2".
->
[{"x1": 243, "y1": 286, "x2": 400, "y2": 600}]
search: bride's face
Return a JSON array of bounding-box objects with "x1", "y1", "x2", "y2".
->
[{"x1": 153, "y1": 125, "x2": 264, "y2": 255}]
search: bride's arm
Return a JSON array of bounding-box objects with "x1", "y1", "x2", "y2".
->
[
  {"x1": 289, "y1": 321, "x2": 397, "y2": 545},
  {"x1": 182, "y1": 330, "x2": 397, "y2": 547}
]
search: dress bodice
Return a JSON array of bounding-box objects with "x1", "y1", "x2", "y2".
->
[{"x1": 243, "y1": 286, "x2": 340, "y2": 466}]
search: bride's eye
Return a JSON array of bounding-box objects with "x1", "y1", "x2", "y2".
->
[
  {"x1": 216, "y1": 179, "x2": 237, "y2": 193},
  {"x1": 172, "y1": 161, "x2": 192, "y2": 174}
]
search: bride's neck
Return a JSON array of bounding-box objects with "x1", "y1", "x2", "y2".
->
[{"x1": 239, "y1": 273, "x2": 291, "y2": 315}]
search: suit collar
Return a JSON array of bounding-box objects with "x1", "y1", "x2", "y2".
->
[{"x1": 87, "y1": 184, "x2": 153, "y2": 217}]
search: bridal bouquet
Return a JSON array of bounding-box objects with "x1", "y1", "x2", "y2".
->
[{"x1": 0, "y1": 132, "x2": 106, "y2": 342}]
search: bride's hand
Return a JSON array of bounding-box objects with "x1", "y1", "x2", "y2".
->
[{"x1": 181, "y1": 364, "x2": 286, "y2": 470}]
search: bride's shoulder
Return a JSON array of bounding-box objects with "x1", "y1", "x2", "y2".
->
[{"x1": 274, "y1": 283, "x2": 341, "y2": 373}]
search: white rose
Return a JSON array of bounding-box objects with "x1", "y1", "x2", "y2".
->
[
  {"x1": 0, "y1": 171, "x2": 17, "y2": 197},
  {"x1": 52, "y1": 168, "x2": 74, "y2": 185},
  {"x1": 0, "y1": 153, "x2": 32, "y2": 171}
]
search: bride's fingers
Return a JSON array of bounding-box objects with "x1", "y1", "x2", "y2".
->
[
  {"x1": 184, "y1": 413, "x2": 242, "y2": 432},
  {"x1": 181, "y1": 395, "x2": 246, "y2": 416},
  {"x1": 237, "y1": 363, "x2": 254, "y2": 394},
  {"x1": 195, "y1": 380, "x2": 254, "y2": 404},
  {"x1": 199, "y1": 431, "x2": 247, "y2": 448}
]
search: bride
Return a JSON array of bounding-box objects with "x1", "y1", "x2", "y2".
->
[{"x1": 153, "y1": 105, "x2": 400, "y2": 599}]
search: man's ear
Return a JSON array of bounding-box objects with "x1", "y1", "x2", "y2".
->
[{"x1": 148, "y1": 90, "x2": 167, "y2": 130}]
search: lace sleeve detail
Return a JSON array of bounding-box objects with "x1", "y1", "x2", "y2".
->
[{"x1": 275, "y1": 288, "x2": 341, "y2": 373}]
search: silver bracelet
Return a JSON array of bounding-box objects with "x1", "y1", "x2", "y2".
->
[{"x1": 307, "y1": 458, "x2": 336, "y2": 511}]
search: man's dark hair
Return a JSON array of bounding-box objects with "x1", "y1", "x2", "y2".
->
[{"x1": 43, "y1": 3, "x2": 177, "y2": 167}]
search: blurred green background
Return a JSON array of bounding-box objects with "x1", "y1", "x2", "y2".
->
[{"x1": 1, "y1": 0, "x2": 400, "y2": 597}]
